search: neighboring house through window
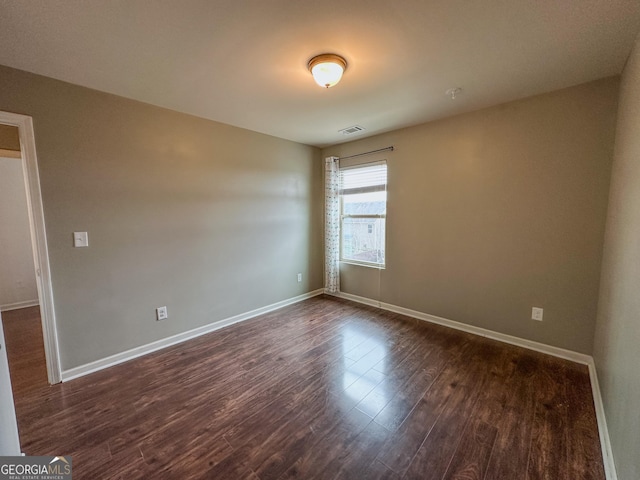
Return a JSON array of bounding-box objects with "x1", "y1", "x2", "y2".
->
[{"x1": 340, "y1": 161, "x2": 387, "y2": 267}]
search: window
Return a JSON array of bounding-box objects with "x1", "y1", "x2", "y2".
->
[{"x1": 340, "y1": 161, "x2": 387, "y2": 267}]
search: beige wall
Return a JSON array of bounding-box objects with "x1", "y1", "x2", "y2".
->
[
  {"x1": 0, "y1": 157, "x2": 38, "y2": 310},
  {"x1": 594, "y1": 35, "x2": 640, "y2": 480},
  {"x1": 323, "y1": 77, "x2": 619, "y2": 354},
  {"x1": 0, "y1": 65, "x2": 323, "y2": 371}
]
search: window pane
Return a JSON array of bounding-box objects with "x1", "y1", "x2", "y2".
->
[
  {"x1": 342, "y1": 191, "x2": 386, "y2": 215},
  {"x1": 339, "y1": 161, "x2": 387, "y2": 267},
  {"x1": 342, "y1": 217, "x2": 385, "y2": 265}
]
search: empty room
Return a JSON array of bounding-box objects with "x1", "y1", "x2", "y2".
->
[{"x1": 0, "y1": 1, "x2": 639, "y2": 479}]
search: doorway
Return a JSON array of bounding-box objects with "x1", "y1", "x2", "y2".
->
[
  {"x1": 0, "y1": 111, "x2": 61, "y2": 386},
  {"x1": 0, "y1": 143, "x2": 48, "y2": 393}
]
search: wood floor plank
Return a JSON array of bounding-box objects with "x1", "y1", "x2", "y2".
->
[
  {"x1": 257, "y1": 401, "x2": 371, "y2": 480},
  {"x1": 144, "y1": 434, "x2": 235, "y2": 478},
  {"x1": 400, "y1": 341, "x2": 508, "y2": 479},
  {"x1": 332, "y1": 420, "x2": 393, "y2": 480},
  {"x1": 2, "y1": 298, "x2": 604, "y2": 480},
  {"x1": 2, "y1": 306, "x2": 48, "y2": 396},
  {"x1": 442, "y1": 421, "x2": 498, "y2": 480},
  {"x1": 376, "y1": 340, "x2": 488, "y2": 476},
  {"x1": 565, "y1": 364, "x2": 606, "y2": 480},
  {"x1": 526, "y1": 355, "x2": 570, "y2": 480},
  {"x1": 277, "y1": 408, "x2": 375, "y2": 479},
  {"x1": 222, "y1": 391, "x2": 370, "y2": 480},
  {"x1": 483, "y1": 351, "x2": 540, "y2": 479},
  {"x1": 437, "y1": 343, "x2": 519, "y2": 480},
  {"x1": 372, "y1": 328, "x2": 466, "y2": 431}
]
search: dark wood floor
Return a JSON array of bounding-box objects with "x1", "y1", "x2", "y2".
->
[
  {"x1": 3, "y1": 306, "x2": 49, "y2": 396},
  {"x1": 5, "y1": 296, "x2": 604, "y2": 480}
]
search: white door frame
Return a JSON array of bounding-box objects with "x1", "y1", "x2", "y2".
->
[{"x1": 0, "y1": 111, "x2": 62, "y2": 384}]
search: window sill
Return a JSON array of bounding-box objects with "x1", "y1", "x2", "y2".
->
[{"x1": 340, "y1": 260, "x2": 386, "y2": 270}]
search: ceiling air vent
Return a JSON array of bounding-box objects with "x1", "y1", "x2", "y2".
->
[{"x1": 339, "y1": 125, "x2": 365, "y2": 136}]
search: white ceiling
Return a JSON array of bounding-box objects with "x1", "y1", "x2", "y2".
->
[{"x1": 1, "y1": 1, "x2": 639, "y2": 148}]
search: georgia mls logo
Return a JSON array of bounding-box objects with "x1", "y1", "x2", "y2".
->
[
  {"x1": 0, "y1": 455, "x2": 72, "y2": 479},
  {"x1": 49, "y1": 456, "x2": 71, "y2": 473}
]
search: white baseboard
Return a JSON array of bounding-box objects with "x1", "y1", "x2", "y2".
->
[
  {"x1": 61, "y1": 289, "x2": 324, "y2": 382},
  {"x1": 330, "y1": 290, "x2": 591, "y2": 364},
  {"x1": 587, "y1": 360, "x2": 618, "y2": 480},
  {"x1": 0, "y1": 299, "x2": 39, "y2": 312},
  {"x1": 329, "y1": 289, "x2": 618, "y2": 480}
]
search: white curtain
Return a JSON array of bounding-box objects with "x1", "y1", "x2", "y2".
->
[{"x1": 324, "y1": 156, "x2": 340, "y2": 294}]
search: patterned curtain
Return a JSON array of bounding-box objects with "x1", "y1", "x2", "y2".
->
[{"x1": 324, "y1": 156, "x2": 340, "y2": 294}]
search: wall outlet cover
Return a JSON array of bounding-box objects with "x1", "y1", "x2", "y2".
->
[
  {"x1": 532, "y1": 307, "x2": 544, "y2": 321},
  {"x1": 156, "y1": 306, "x2": 168, "y2": 321}
]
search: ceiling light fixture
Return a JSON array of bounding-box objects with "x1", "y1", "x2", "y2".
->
[{"x1": 308, "y1": 54, "x2": 347, "y2": 88}]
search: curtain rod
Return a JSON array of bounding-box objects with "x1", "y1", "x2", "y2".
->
[{"x1": 337, "y1": 146, "x2": 394, "y2": 160}]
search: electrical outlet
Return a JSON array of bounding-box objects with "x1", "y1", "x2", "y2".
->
[
  {"x1": 156, "y1": 306, "x2": 168, "y2": 321},
  {"x1": 531, "y1": 307, "x2": 543, "y2": 321},
  {"x1": 297, "y1": 273, "x2": 302, "y2": 282}
]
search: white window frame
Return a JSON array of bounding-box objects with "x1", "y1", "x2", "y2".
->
[{"x1": 339, "y1": 161, "x2": 387, "y2": 269}]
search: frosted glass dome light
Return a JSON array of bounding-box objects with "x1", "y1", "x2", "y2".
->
[{"x1": 308, "y1": 54, "x2": 347, "y2": 88}]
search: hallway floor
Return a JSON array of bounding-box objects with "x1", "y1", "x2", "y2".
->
[{"x1": 3, "y1": 306, "x2": 48, "y2": 396}]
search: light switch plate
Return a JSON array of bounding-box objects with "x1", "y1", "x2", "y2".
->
[{"x1": 73, "y1": 232, "x2": 88, "y2": 247}]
